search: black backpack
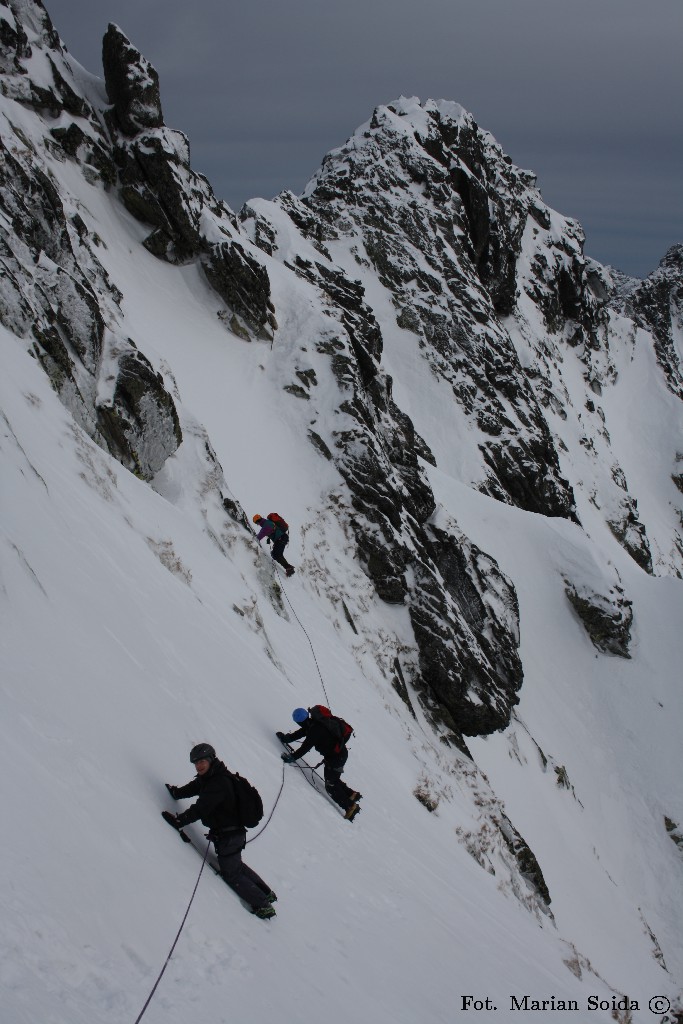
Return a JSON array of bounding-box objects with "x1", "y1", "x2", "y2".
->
[
  {"x1": 230, "y1": 772, "x2": 264, "y2": 828},
  {"x1": 309, "y1": 704, "x2": 353, "y2": 753}
]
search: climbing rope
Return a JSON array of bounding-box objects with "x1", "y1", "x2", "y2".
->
[
  {"x1": 246, "y1": 763, "x2": 286, "y2": 844},
  {"x1": 134, "y1": 539, "x2": 329, "y2": 1022},
  {"x1": 273, "y1": 562, "x2": 332, "y2": 708},
  {"x1": 281, "y1": 740, "x2": 325, "y2": 790},
  {"x1": 133, "y1": 838, "x2": 211, "y2": 1024}
]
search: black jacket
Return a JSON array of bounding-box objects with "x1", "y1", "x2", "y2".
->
[
  {"x1": 174, "y1": 759, "x2": 241, "y2": 831},
  {"x1": 282, "y1": 719, "x2": 342, "y2": 760}
]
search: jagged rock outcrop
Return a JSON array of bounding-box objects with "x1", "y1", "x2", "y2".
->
[
  {"x1": 454, "y1": 762, "x2": 553, "y2": 918},
  {"x1": 412, "y1": 521, "x2": 522, "y2": 736},
  {"x1": 0, "y1": 1, "x2": 183, "y2": 481},
  {"x1": 606, "y1": 247, "x2": 683, "y2": 402},
  {"x1": 243, "y1": 201, "x2": 523, "y2": 744},
  {"x1": 96, "y1": 346, "x2": 182, "y2": 479},
  {"x1": 288, "y1": 98, "x2": 580, "y2": 521},
  {"x1": 564, "y1": 580, "x2": 633, "y2": 657},
  {"x1": 101, "y1": 23, "x2": 163, "y2": 136},
  {"x1": 629, "y1": 245, "x2": 683, "y2": 399},
  {"x1": 277, "y1": 97, "x2": 673, "y2": 576},
  {"x1": 2, "y1": 2, "x2": 680, "y2": 745},
  {"x1": 665, "y1": 816, "x2": 683, "y2": 859},
  {"x1": 101, "y1": 24, "x2": 276, "y2": 340}
]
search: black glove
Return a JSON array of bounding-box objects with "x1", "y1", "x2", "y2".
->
[
  {"x1": 275, "y1": 731, "x2": 286, "y2": 742},
  {"x1": 281, "y1": 752, "x2": 297, "y2": 764},
  {"x1": 162, "y1": 810, "x2": 182, "y2": 830},
  {"x1": 165, "y1": 783, "x2": 180, "y2": 800}
]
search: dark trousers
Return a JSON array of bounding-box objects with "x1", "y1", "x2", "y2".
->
[
  {"x1": 214, "y1": 829, "x2": 271, "y2": 910},
  {"x1": 324, "y1": 750, "x2": 356, "y2": 811},
  {"x1": 271, "y1": 535, "x2": 293, "y2": 571}
]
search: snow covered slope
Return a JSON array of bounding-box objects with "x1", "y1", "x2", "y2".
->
[{"x1": 1, "y1": 3, "x2": 682, "y2": 1023}]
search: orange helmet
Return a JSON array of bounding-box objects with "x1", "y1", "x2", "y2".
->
[{"x1": 252, "y1": 513, "x2": 261, "y2": 523}]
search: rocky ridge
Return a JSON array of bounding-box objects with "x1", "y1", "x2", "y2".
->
[
  {"x1": 1, "y1": 3, "x2": 681, "y2": 755},
  {"x1": 623, "y1": 244, "x2": 683, "y2": 401},
  {"x1": 1, "y1": 0, "x2": 682, "y2": 962},
  {"x1": 0, "y1": 2, "x2": 526, "y2": 750},
  {"x1": 254, "y1": 97, "x2": 682, "y2": 580}
]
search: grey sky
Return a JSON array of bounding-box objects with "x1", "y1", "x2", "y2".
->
[{"x1": 44, "y1": 0, "x2": 682, "y2": 278}]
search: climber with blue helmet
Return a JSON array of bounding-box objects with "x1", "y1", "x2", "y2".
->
[{"x1": 277, "y1": 707, "x2": 361, "y2": 821}]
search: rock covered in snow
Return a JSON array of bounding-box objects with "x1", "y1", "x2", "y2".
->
[
  {"x1": 1, "y1": 9, "x2": 682, "y2": 1008},
  {"x1": 629, "y1": 244, "x2": 683, "y2": 399},
  {"x1": 564, "y1": 580, "x2": 633, "y2": 657},
  {"x1": 243, "y1": 196, "x2": 523, "y2": 744},
  {"x1": 101, "y1": 22, "x2": 163, "y2": 136},
  {"x1": 289, "y1": 99, "x2": 583, "y2": 522},
  {"x1": 100, "y1": 24, "x2": 276, "y2": 340},
  {"x1": 1, "y1": 1, "x2": 681, "y2": 747},
  {"x1": 0, "y1": 2, "x2": 182, "y2": 480}
]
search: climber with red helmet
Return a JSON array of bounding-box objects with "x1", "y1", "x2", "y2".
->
[{"x1": 252, "y1": 512, "x2": 295, "y2": 577}]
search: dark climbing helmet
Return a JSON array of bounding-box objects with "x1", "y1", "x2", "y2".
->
[
  {"x1": 190, "y1": 743, "x2": 216, "y2": 763},
  {"x1": 292, "y1": 707, "x2": 309, "y2": 724}
]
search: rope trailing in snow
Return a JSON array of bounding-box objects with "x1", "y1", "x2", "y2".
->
[
  {"x1": 133, "y1": 839, "x2": 211, "y2": 1024},
  {"x1": 274, "y1": 563, "x2": 332, "y2": 708},
  {"x1": 246, "y1": 762, "x2": 286, "y2": 844},
  {"x1": 285, "y1": 745, "x2": 325, "y2": 788}
]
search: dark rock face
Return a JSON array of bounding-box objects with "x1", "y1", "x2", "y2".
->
[
  {"x1": 411, "y1": 524, "x2": 523, "y2": 737},
  {"x1": 201, "y1": 241, "x2": 276, "y2": 341},
  {"x1": 629, "y1": 245, "x2": 683, "y2": 399},
  {"x1": 102, "y1": 23, "x2": 163, "y2": 136},
  {"x1": 282, "y1": 96, "x2": 667, "y2": 577},
  {"x1": 96, "y1": 348, "x2": 182, "y2": 479},
  {"x1": 250, "y1": 202, "x2": 523, "y2": 745},
  {"x1": 293, "y1": 99, "x2": 579, "y2": 522},
  {"x1": 1, "y1": 10, "x2": 279, "y2": 477},
  {"x1": 0, "y1": 12, "x2": 182, "y2": 480},
  {"x1": 606, "y1": 503, "x2": 653, "y2": 575},
  {"x1": 496, "y1": 811, "x2": 552, "y2": 908},
  {"x1": 564, "y1": 581, "x2": 633, "y2": 657},
  {"x1": 101, "y1": 24, "x2": 276, "y2": 340},
  {"x1": 455, "y1": 769, "x2": 553, "y2": 915},
  {"x1": 1, "y1": 1, "x2": 61, "y2": 94},
  {"x1": 114, "y1": 129, "x2": 201, "y2": 264},
  {"x1": 3, "y1": 2, "x2": 676, "y2": 750},
  {"x1": 665, "y1": 816, "x2": 683, "y2": 858}
]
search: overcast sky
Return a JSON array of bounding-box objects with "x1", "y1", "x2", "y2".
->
[{"x1": 44, "y1": 0, "x2": 682, "y2": 278}]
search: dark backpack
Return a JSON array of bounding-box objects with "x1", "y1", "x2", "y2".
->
[
  {"x1": 230, "y1": 772, "x2": 264, "y2": 828},
  {"x1": 267, "y1": 512, "x2": 289, "y2": 537},
  {"x1": 310, "y1": 704, "x2": 353, "y2": 753}
]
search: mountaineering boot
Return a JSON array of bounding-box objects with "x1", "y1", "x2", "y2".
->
[
  {"x1": 349, "y1": 791, "x2": 363, "y2": 802},
  {"x1": 285, "y1": 567, "x2": 295, "y2": 577},
  {"x1": 264, "y1": 891, "x2": 278, "y2": 904},
  {"x1": 344, "y1": 801, "x2": 361, "y2": 822},
  {"x1": 252, "y1": 904, "x2": 276, "y2": 919}
]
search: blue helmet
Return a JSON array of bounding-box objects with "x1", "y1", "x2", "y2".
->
[{"x1": 292, "y1": 707, "x2": 309, "y2": 723}]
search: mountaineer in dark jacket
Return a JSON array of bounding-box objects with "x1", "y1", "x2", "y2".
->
[
  {"x1": 164, "y1": 743, "x2": 276, "y2": 919},
  {"x1": 277, "y1": 707, "x2": 361, "y2": 820}
]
